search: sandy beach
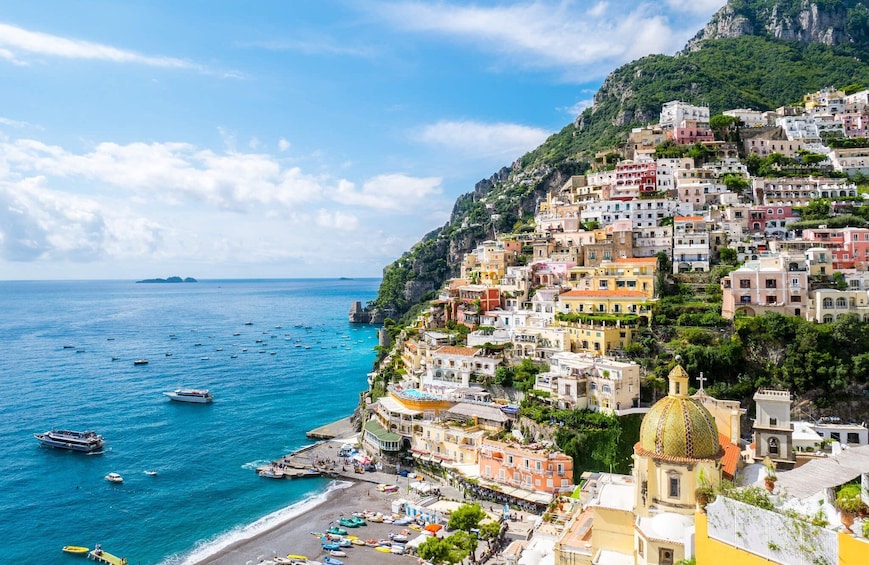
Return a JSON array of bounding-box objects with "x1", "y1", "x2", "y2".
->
[{"x1": 192, "y1": 480, "x2": 421, "y2": 565}]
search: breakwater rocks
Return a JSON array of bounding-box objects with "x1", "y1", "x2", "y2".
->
[{"x1": 348, "y1": 301, "x2": 390, "y2": 324}]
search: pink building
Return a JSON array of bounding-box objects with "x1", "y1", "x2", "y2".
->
[
  {"x1": 842, "y1": 228, "x2": 869, "y2": 269},
  {"x1": 479, "y1": 437, "x2": 574, "y2": 497},
  {"x1": 747, "y1": 205, "x2": 797, "y2": 237},
  {"x1": 613, "y1": 161, "x2": 657, "y2": 197},
  {"x1": 670, "y1": 119, "x2": 715, "y2": 145}
]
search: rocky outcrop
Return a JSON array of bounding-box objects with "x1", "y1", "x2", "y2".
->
[{"x1": 683, "y1": 0, "x2": 852, "y2": 52}]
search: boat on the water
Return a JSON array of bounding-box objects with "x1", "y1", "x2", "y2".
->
[
  {"x1": 163, "y1": 389, "x2": 213, "y2": 403},
  {"x1": 34, "y1": 429, "x2": 104, "y2": 452},
  {"x1": 133, "y1": 359, "x2": 149, "y2": 365},
  {"x1": 62, "y1": 545, "x2": 89, "y2": 554},
  {"x1": 144, "y1": 470, "x2": 157, "y2": 476},
  {"x1": 105, "y1": 472, "x2": 123, "y2": 484}
]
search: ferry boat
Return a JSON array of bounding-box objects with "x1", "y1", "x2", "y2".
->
[
  {"x1": 163, "y1": 389, "x2": 213, "y2": 403},
  {"x1": 34, "y1": 429, "x2": 104, "y2": 452}
]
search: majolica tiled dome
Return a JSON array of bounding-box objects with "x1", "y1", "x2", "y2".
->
[{"x1": 638, "y1": 365, "x2": 721, "y2": 460}]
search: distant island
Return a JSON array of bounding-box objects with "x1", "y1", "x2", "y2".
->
[{"x1": 136, "y1": 276, "x2": 198, "y2": 283}]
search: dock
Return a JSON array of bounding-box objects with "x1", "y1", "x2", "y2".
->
[
  {"x1": 305, "y1": 416, "x2": 355, "y2": 439},
  {"x1": 88, "y1": 549, "x2": 128, "y2": 565}
]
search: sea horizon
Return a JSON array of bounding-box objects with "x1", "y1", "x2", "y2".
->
[{"x1": 0, "y1": 278, "x2": 381, "y2": 564}]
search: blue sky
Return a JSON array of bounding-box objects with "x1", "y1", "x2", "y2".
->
[{"x1": 0, "y1": 0, "x2": 725, "y2": 280}]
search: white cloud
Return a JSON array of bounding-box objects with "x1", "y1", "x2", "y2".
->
[
  {"x1": 371, "y1": 1, "x2": 719, "y2": 80},
  {"x1": 665, "y1": 0, "x2": 726, "y2": 15},
  {"x1": 0, "y1": 21, "x2": 236, "y2": 76},
  {"x1": 315, "y1": 209, "x2": 359, "y2": 231},
  {"x1": 0, "y1": 138, "x2": 326, "y2": 211},
  {"x1": 415, "y1": 120, "x2": 550, "y2": 161},
  {"x1": 240, "y1": 36, "x2": 378, "y2": 58},
  {"x1": 335, "y1": 174, "x2": 442, "y2": 212},
  {"x1": 563, "y1": 99, "x2": 594, "y2": 118},
  {"x1": 278, "y1": 138, "x2": 291, "y2": 152}
]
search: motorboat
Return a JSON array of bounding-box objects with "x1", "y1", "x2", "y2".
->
[
  {"x1": 133, "y1": 359, "x2": 149, "y2": 365},
  {"x1": 323, "y1": 557, "x2": 344, "y2": 565},
  {"x1": 258, "y1": 468, "x2": 283, "y2": 479},
  {"x1": 105, "y1": 472, "x2": 123, "y2": 484},
  {"x1": 329, "y1": 550, "x2": 347, "y2": 557},
  {"x1": 144, "y1": 470, "x2": 158, "y2": 476},
  {"x1": 163, "y1": 389, "x2": 213, "y2": 403},
  {"x1": 62, "y1": 546, "x2": 89, "y2": 554},
  {"x1": 34, "y1": 429, "x2": 104, "y2": 452}
]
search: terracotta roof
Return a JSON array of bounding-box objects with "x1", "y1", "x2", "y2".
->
[
  {"x1": 404, "y1": 341, "x2": 418, "y2": 352},
  {"x1": 719, "y1": 433, "x2": 740, "y2": 481},
  {"x1": 559, "y1": 289, "x2": 648, "y2": 298},
  {"x1": 435, "y1": 345, "x2": 480, "y2": 356}
]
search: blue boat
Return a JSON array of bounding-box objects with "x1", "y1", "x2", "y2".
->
[{"x1": 324, "y1": 557, "x2": 344, "y2": 565}]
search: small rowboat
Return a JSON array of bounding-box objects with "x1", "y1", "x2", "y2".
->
[{"x1": 62, "y1": 546, "x2": 89, "y2": 554}]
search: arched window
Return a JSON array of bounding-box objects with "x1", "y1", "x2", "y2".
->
[
  {"x1": 823, "y1": 298, "x2": 834, "y2": 308},
  {"x1": 768, "y1": 437, "x2": 779, "y2": 455},
  {"x1": 602, "y1": 384, "x2": 612, "y2": 394},
  {"x1": 824, "y1": 314, "x2": 834, "y2": 323},
  {"x1": 589, "y1": 382, "x2": 597, "y2": 391},
  {"x1": 836, "y1": 298, "x2": 847, "y2": 308}
]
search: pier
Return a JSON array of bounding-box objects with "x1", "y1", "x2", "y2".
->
[
  {"x1": 88, "y1": 549, "x2": 128, "y2": 565},
  {"x1": 305, "y1": 415, "x2": 355, "y2": 439}
]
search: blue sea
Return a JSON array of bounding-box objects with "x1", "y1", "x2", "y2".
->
[{"x1": 0, "y1": 279, "x2": 380, "y2": 564}]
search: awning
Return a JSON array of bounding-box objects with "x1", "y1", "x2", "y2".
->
[{"x1": 424, "y1": 523, "x2": 443, "y2": 533}]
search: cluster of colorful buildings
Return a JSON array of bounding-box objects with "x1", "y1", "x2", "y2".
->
[{"x1": 356, "y1": 89, "x2": 869, "y2": 561}]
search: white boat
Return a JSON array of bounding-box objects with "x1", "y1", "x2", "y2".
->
[
  {"x1": 133, "y1": 359, "x2": 149, "y2": 365},
  {"x1": 163, "y1": 389, "x2": 213, "y2": 403},
  {"x1": 105, "y1": 472, "x2": 123, "y2": 484},
  {"x1": 34, "y1": 429, "x2": 104, "y2": 452},
  {"x1": 329, "y1": 550, "x2": 347, "y2": 557},
  {"x1": 144, "y1": 470, "x2": 157, "y2": 476}
]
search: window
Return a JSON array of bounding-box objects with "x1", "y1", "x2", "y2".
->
[
  {"x1": 669, "y1": 475, "x2": 680, "y2": 497},
  {"x1": 766, "y1": 279, "x2": 777, "y2": 288},
  {"x1": 766, "y1": 296, "x2": 776, "y2": 304},
  {"x1": 740, "y1": 280, "x2": 751, "y2": 289},
  {"x1": 769, "y1": 417, "x2": 777, "y2": 426},
  {"x1": 659, "y1": 548, "x2": 674, "y2": 565},
  {"x1": 768, "y1": 437, "x2": 779, "y2": 455}
]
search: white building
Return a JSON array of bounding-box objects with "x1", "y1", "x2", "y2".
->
[
  {"x1": 581, "y1": 198, "x2": 692, "y2": 229},
  {"x1": 672, "y1": 216, "x2": 710, "y2": 272},
  {"x1": 534, "y1": 352, "x2": 641, "y2": 413},
  {"x1": 659, "y1": 100, "x2": 710, "y2": 130}
]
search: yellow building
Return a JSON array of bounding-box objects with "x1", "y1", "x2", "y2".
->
[
  {"x1": 412, "y1": 419, "x2": 486, "y2": 467},
  {"x1": 557, "y1": 289, "x2": 655, "y2": 321},
  {"x1": 561, "y1": 323, "x2": 637, "y2": 356},
  {"x1": 566, "y1": 258, "x2": 658, "y2": 299}
]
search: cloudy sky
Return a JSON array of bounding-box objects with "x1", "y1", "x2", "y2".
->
[{"x1": 0, "y1": 0, "x2": 725, "y2": 280}]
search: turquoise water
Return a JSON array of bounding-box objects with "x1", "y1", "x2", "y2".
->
[{"x1": 0, "y1": 279, "x2": 379, "y2": 564}]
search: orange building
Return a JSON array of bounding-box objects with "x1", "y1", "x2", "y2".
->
[{"x1": 479, "y1": 437, "x2": 574, "y2": 497}]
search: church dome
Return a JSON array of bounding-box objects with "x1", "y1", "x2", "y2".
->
[{"x1": 638, "y1": 365, "x2": 722, "y2": 460}]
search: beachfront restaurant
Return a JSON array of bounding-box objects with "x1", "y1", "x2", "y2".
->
[{"x1": 362, "y1": 419, "x2": 401, "y2": 455}]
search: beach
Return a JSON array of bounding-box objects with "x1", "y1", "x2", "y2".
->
[{"x1": 192, "y1": 480, "x2": 420, "y2": 565}]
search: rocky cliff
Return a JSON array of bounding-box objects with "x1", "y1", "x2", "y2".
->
[{"x1": 684, "y1": 0, "x2": 867, "y2": 52}]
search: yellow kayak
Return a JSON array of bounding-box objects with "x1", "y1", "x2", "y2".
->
[
  {"x1": 62, "y1": 546, "x2": 89, "y2": 554},
  {"x1": 375, "y1": 546, "x2": 392, "y2": 553},
  {"x1": 345, "y1": 535, "x2": 359, "y2": 541},
  {"x1": 286, "y1": 555, "x2": 307, "y2": 560}
]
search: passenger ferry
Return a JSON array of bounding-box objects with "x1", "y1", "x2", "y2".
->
[
  {"x1": 34, "y1": 429, "x2": 104, "y2": 452},
  {"x1": 163, "y1": 389, "x2": 213, "y2": 403}
]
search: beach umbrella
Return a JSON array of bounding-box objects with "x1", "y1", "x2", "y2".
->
[{"x1": 424, "y1": 523, "x2": 443, "y2": 533}]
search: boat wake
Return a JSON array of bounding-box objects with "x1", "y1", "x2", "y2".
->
[
  {"x1": 163, "y1": 480, "x2": 353, "y2": 565},
  {"x1": 240, "y1": 460, "x2": 271, "y2": 470}
]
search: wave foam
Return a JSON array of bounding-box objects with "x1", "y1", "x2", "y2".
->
[
  {"x1": 240, "y1": 459, "x2": 271, "y2": 470},
  {"x1": 162, "y1": 480, "x2": 353, "y2": 565}
]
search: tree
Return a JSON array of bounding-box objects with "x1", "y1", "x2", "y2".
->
[
  {"x1": 718, "y1": 247, "x2": 737, "y2": 264},
  {"x1": 710, "y1": 114, "x2": 738, "y2": 141},
  {"x1": 448, "y1": 503, "x2": 486, "y2": 533},
  {"x1": 479, "y1": 520, "x2": 501, "y2": 540},
  {"x1": 418, "y1": 536, "x2": 464, "y2": 565}
]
